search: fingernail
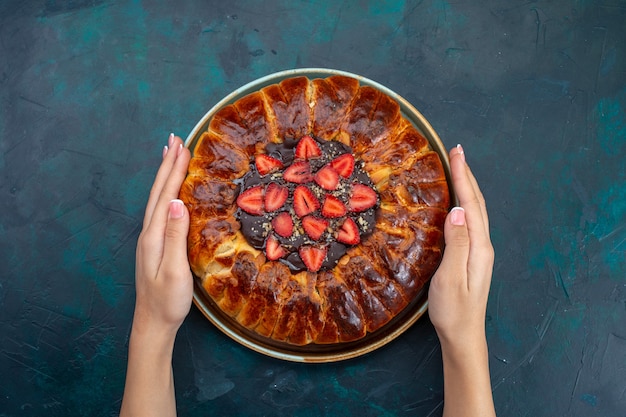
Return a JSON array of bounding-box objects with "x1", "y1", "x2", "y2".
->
[
  {"x1": 456, "y1": 144, "x2": 465, "y2": 162},
  {"x1": 177, "y1": 143, "x2": 183, "y2": 156},
  {"x1": 169, "y1": 199, "x2": 185, "y2": 219},
  {"x1": 450, "y1": 207, "x2": 466, "y2": 226},
  {"x1": 162, "y1": 145, "x2": 168, "y2": 159},
  {"x1": 169, "y1": 133, "x2": 175, "y2": 147}
]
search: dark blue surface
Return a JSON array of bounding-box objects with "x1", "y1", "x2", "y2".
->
[{"x1": 1, "y1": 1, "x2": 625, "y2": 416}]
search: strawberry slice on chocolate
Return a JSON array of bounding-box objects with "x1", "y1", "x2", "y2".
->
[
  {"x1": 302, "y1": 215, "x2": 329, "y2": 241},
  {"x1": 299, "y1": 245, "x2": 327, "y2": 272},
  {"x1": 236, "y1": 185, "x2": 264, "y2": 215},
  {"x1": 336, "y1": 217, "x2": 360, "y2": 245},
  {"x1": 283, "y1": 161, "x2": 313, "y2": 183},
  {"x1": 330, "y1": 153, "x2": 355, "y2": 178},
  {"x1": 293, "y1": 185, "x2": 320, "y2": 217},
  {"x1": 265, "y1": 235, "x2": 287, "y2": 260},
  {"x1": 295, "y1": 135, "x2": 322, "y2": 160},
  {"x1": 314, "y1": 165, "x2": 339, "y2": 190},
  {"x1": 264, "y1": 182, "x2": 288, "y2": 212},
  {"x1": 272, "y1": 212, "x2": 293, "y2": 238},
  {"x1": 321, "y1": 194, "x2": 347, "y2": 218},
  {"x1": 255, "y1": 154, "x2": 283, "y2": 175},
  {"x1": 348, "y1": 183, "x2": 378, "y2": 212}
]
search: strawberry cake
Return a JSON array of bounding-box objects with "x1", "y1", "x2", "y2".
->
[{"x1": 180, "y1": 74, "x2": 450, "y2": 347}]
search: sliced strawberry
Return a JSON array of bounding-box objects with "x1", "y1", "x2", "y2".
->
[
  {"x1": 348, "y1": 183, "x2": 378, "y2": 212},
  {"x1": 236, "y1": 185, "x2": 264, "y2": 215},
  {"x1": 299, "y1": 245, "x2": 327, "y2": 272},
  {"x1": 283, "y1": 161, "x2": 312, "y2": 183},
  {"x1": 272, "y1": 212, "x2": 293, "y2": 238},
  {"x1": 337, "y1": 217, "x2": 360, "y2": 245},
  {"x1": 302, "y1": 215, "x2": 329, "y2": 241},
  {"x1": 314, "y1": 165, "x2": 339, "y2": 190},
  {"x1": 255, "y1": 154, "x2": 283, "y2": 175},
  {"x1": 293, "y1": 185, "x2": 320, "y2": 217},
  {"x1": 321, "y1": 194, "x2": 347, "y2": 218},
  {"x1": 330, "y1": 153, "x2": 355, "y2": 178},
  {"x1": 295, "y1": 135, "x2": 322, "y2": 160},
  {"x1": 265, "y1": 235, "x2": 287, "y2": 260},
  {"x1": 264, "y1": 182, "x2": 288, "y2": 212}
]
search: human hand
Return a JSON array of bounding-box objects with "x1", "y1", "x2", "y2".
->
[
  {"x1": 427, "y1": 145, "x2": 496, "y2": 417},
  {"x1": 133, "y1": 133, "x2": 193, "y2": 337},
  {"x1": 428, "y1": 144, "x2": 494, "y2": 347},
  {"x1": 121, "y1": 134, "x2": 192, "y2": 417}
]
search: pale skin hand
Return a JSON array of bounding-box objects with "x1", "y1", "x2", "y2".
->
[
  {"x1": 428, "y1": 145, "x2": 497, "y2": 417},
  {"x1": 120, "y1": 134, "x2": 192, "y2": 417}
]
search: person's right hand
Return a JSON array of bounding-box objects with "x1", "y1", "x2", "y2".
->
[
  {"x1": 428, "y1": 144, "x2": 494, "y2": 346},
  {"x1": 427, "y1": 145, "x2": 497, "y2": 417}
]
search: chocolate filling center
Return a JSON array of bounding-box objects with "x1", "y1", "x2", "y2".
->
[{"x1": 236, "y1": 136, "x2": 378, "y2": 272}]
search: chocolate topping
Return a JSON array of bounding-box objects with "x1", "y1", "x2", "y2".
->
[{"x1": 236, "y1": 135, "x2": 378, "y2": 272}]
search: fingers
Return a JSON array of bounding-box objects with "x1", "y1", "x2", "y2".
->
[
  {"x1": 144, "y1": 135, "x2": 191, "y2": 233},
  {"x1": 150, "y1": 142, "x2": 191, "y2": 232},
  {"x1": 144, "y1": 134, "x2": 178, "y2": 227},
  {"x1": 448, "y1": 145, "x2": 494, "y2": 293},
  {"x1": 449, "y1": 145, "x2": 490, "y2": 247},
  {"x1": 160, "y1": 199, "x2": 191, "y2": 277},
  {"x1": 463, "y1": 159, "x2": 490, "y2": 235}
]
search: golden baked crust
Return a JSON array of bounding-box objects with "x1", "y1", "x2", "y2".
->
[{"x1": 180, "y1": 75, "x2": 450, "y2": 346}]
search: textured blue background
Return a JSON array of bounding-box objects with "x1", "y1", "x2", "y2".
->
[{"x1": 1, "y1": 1, "x2": 625, "y2": 416}]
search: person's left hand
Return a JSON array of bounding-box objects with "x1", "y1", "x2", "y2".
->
[
  {"x1": 120, "y1": 134, "x2": 192, "y2": 417},
  {"x1": 133, "y1": 133, "x2": 192, "y2": 337}
]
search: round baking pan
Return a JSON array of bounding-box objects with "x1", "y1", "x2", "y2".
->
[{"x1": 185, "y1": 68, "x2": 452, "y2": 363}]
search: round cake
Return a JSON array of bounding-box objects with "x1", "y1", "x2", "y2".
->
[{"x1": 180, "y1": 74, "x2": 450, "y2": 347}]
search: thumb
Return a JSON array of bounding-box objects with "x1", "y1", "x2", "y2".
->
[
  {"x1": 161, "y1": 199, "x2": 190, "y2": 271},
  {"x1": 440, "y1": 207, "x2": 470, "y2": 268}
]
